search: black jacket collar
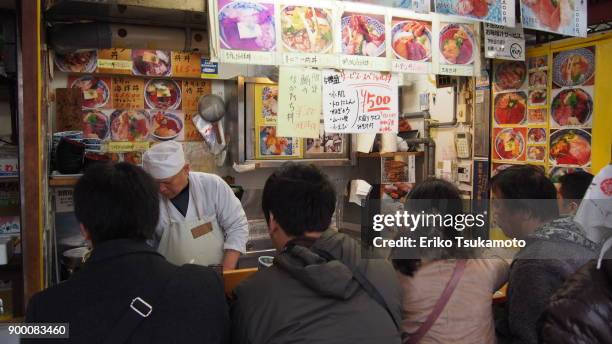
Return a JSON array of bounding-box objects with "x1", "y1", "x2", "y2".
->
[{"x1": 87, "y1": 239, "x2": 161, "y2": 264}]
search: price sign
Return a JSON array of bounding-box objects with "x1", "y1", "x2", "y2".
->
[
  {"x1": 112, "y1": 77, "x2": 145, "y2": 109},
  {"x1": 323, "y1": 70, "x2": 398, "y2": 133},
  {"x1": 171, "y1": 52, "x2": 202, "y2": 78}
]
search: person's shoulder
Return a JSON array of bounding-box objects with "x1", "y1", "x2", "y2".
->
[
  {"x1": 234, "y1": 266, "x2": 286, "y2": 301},
  {"x1": 173, "y1": 264, "x2": 223, "y2": 288},
  {"x1": 191, "y1": 171, "x2": 226, "y2": 185}
]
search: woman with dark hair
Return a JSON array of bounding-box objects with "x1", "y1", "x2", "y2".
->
[{"x1": 392, "y1": 178, "x2": 508, "y2": 344}]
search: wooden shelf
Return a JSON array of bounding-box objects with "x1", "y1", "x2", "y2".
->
[
  {"x1": 49, "y1": 175, "x2": 82, "y2": 187},
  {"x1": 242, "y1": 159, "x2": 354, "y2": 168},
  {"x1": 357, "y1": 151, "x2": 424, "y2": 158}
]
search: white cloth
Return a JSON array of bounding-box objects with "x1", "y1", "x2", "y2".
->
[
  {"x1": 574, "y1": 164, "x2": 612, "y2": 244},
  {"x1": 142, "y1": 141, "x2": 186, "y2": 179},
  {"x1": 152, "y1": 172, "x2": 249, "y2": 254}
]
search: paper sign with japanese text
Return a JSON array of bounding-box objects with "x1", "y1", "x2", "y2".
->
[
  {"x1": 277, "y1": 67, "x2": 322, "y2": 138},
  {"x1": 322, "y1": 70, "x2": 398, "y2": 133},
  {"x1": 107, "y1": 141, "x2": 150, "y2": 153},
  {"x1": 97, "y1": 48, "x2": 133, "y2": 75},
  {"x1": 171, "y1": 52, "x2": 202, "y2": 78},
  {"x1": 112, "y1": 77, "x2": 145, "y2": 109},
  {"x1": 484, "y1": 23, "x2": 525, "y2": 61},
  {"x1": 182, "y1": 80, "x2": 212, "y2": 141}
]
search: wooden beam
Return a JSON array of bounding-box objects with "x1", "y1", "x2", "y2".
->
[{"x1": 19, "y1": 0, "x2": 43, "y2": 312}]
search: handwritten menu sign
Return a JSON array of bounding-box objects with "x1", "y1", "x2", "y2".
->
[
  {"x1": 97, "y1": 48, "x2": 133, "y2": 75},
  {"x1": 277, "y1": 67, "x2": 321, "y2": 138},
  {"x1": 171, "y1": 52, "x2": 202, "y2": 78},
  {"x1": 112, "y1": 77, "x2": 145, "y2": 109},
  {"x1": 182, "y1": 80, "x2": 212, "y2": 141},
  {"x1": 323, "y1": 70, "x2": 398, "y2": 133}
]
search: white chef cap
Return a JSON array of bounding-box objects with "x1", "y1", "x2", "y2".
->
[{"x1": 142, "y1": 141, "x2": 186, "y2": 180}]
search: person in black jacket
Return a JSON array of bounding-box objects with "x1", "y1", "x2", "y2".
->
[{"x1": 23, "y1": 162, "x2": 229, "y2": 344}]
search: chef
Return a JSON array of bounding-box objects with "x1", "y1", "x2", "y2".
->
[{"x1": 142, "y1": 141, "x2": 248, "y2": 270}]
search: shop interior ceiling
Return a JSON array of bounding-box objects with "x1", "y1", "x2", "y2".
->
[
  {"x1": 45, "y1": 0, "x2": 209, "y2": 53},
  {"x1": 525, "y1": 0, "x2": 612, "y2": 45}
]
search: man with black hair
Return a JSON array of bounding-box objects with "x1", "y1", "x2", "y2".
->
[
  {"x1": 556, "y1": 171, "x2": 594, "y2": 215},
  {"x1": 491, "y1": 165, "x2": 597, "y2": 344},
  {"x1": 231, "y1": 163, "x2": 402, "y2": 344},
  {"x1": 24, "y1": 163, "x2": 229, "y2": 344}
]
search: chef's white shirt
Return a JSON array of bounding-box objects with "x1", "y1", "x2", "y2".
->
[{"x1": 151, "y1": 172, "x2": 249, "y2": 254}]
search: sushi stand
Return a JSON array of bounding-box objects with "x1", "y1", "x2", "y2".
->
[{"x1": 2, "y1": 0, "x2": 610, "y2": 322}]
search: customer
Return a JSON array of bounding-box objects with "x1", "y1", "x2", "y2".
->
[
  {"x1": 231, "y1": 163, "x2": 402, "y2": 344},
  {"x1": 556, "y1": 171, "x2": 594, "y2": 216},
  {"x1": 24, "y1": 163, "x2": 229, "y2": 344},
  {"x1": 491, "y1": 165, "x2": 597, "y2": 344},
  {"x1": 392, "y1": 178, "x2": 508, "y2": 344},
  {"x1": 539, "y1": 164, "x2": 612, "y2": 343}
]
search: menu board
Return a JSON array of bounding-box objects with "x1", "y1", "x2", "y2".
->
[
  {"x1": 549, "y1": 46, "x2": 595, "y2": 168},
  {"x1": 96, "y1": 49, "x2": 132, "y2": 75},
  {"x1": 131, "y1": 50, "x2": 172, "y2": 77},
  {"x1": 338, "y1": 4, "x2": 389, "y2": 71},
  {"x1": 520, "y1": 0, "x2": 587, "y2": 37},
  {"x1": 171, "y1": 52, "x2": 203, "y2": 78},
  {"x1": 277, "y1": 67, "x2": 322, "y2": 138},
  {"x1": 435, "y1": 0, "x2": 515, "y2": 26},
  {"x1": 322, "y1": 70, "x2": 398, "y2": 133},
  {"x1": 389, "y1": 12, "x2": 433, "y2": 74},
  {"x1": 433, "y1": 17, "x2": 479, "y2": 76},
  {"x1": 55, "y1": 50, "x2": 98, "y2": 73},
  {"x1": 254, "y1": 84, "x2": 302, "y2": 159},
  {"x1": 214, "y1": 0, "x2": 277, "y2": 65},
  {"x1": 182, "y1": 80, "x2": 212, "y2": 141},
  {"x1": 279, "y1": 0, "x2": 338, "y2": 67},
  {"x1": 491, "y1": 60, "x2": 530, "y2": 163},
  {"x1": 68, "y1": 75, "x2": 113, "y2": 110},
  {"x1": 66, "y1": 75, "x2": 204, "y2": 145},
  {"x1": 112, "y1": 77, "x2": 145, "y2": 109}
]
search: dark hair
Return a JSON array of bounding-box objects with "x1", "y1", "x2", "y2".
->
[
  {"x1": 558, "y1": 171, "x2": 594, "y2": 200},
  {"x1": 393, "y1": 178, "x2": 472, "y2": 277},
  {"x1": 262, "y1": 163, "x2": 336, "y2": 237},
  {"x1": 490, "y1": 165, "x2": 559, "y2": 221},
  {"x1": 74, "y1": 162, "x2": 160, "y2": 244}
]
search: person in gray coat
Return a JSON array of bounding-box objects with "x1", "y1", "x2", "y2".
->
[
  {"x1": 231, "y1": 163, "x2": 402, "y2": 344},
  {"x1": 490, "y1": 165, "x2": 598, "y2": 344}
]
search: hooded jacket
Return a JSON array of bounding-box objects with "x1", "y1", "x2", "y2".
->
[
  {"x1": 230, "y1": 229, "x2": 402, "y2": 344},
  {"x1": 498, "y1": 217, "x2": 598, "y2": 344}
]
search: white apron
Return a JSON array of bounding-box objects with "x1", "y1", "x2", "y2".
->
[{"x1": 157, "y1": 181, "x2": 225, "y2": 266}]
